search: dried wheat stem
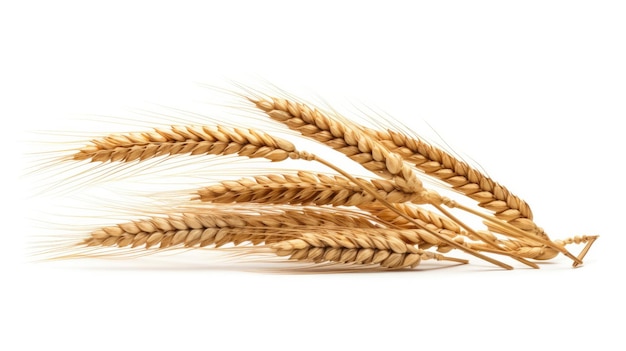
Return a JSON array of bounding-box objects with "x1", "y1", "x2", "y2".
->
[
  {"x1": 572, "y1": 235, "x2": 598, "y2": 267},
  {"x1": 196, "y1": 171, "x2": 422, "y2": 206},
  {"x1": 470, "y1": 235, "x2": 597, "y2": 263},
  {"x1": 73, "y1": 125, "x2": 296, "y2": 163},
  {"x1": 475, "y1": 241, "x2": 555, "y2": 260},
  {"x1": 555, "y1": 235, "x2": 599, "y2": 247},
  {"x1": 270, "y1": 232, "x2": 468, "y2": 269}
]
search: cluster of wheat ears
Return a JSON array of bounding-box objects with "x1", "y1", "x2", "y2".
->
[{"x1": 46, "y1": 91, "x2": 597, "y2": 271}]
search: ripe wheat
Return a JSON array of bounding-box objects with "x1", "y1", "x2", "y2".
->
[
  {"x1": 271, "y1": 232, "x2": 468, "y2": 269},
  {"x1": 37, "y1": 88, "x2": 598, "y2": 271}
]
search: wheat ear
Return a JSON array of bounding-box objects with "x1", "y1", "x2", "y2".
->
[
  {"x1": 270, "y1": 232, "x2": 467, "y2": 269},
  {"x1": 74, "y1": 125, "x2": 296, "y2": 162},
  {"x1": 196, "y1": 170, "x2": 422, "y2": 206},
  {"x1": 363, "y1": 128, "x2": 542, "y2": 233},
  {"x1": 79, "y1": 208, "x2": 385, "y2": 252},
  {"x1": 249, "y1": 97, "x2": 428, "y2": 197}
]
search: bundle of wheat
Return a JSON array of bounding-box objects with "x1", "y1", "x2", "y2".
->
[{"x1": 40, "y1": 90, "x2": 597, "y2": 271}]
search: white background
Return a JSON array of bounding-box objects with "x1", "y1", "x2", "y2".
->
[{"x1": 2, "y1": 1, "x2": 625, "y2": 350}]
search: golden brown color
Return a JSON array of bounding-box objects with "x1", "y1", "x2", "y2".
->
[{"x1": 50, "y1": 90, "x2": 597, "y2": 271}]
